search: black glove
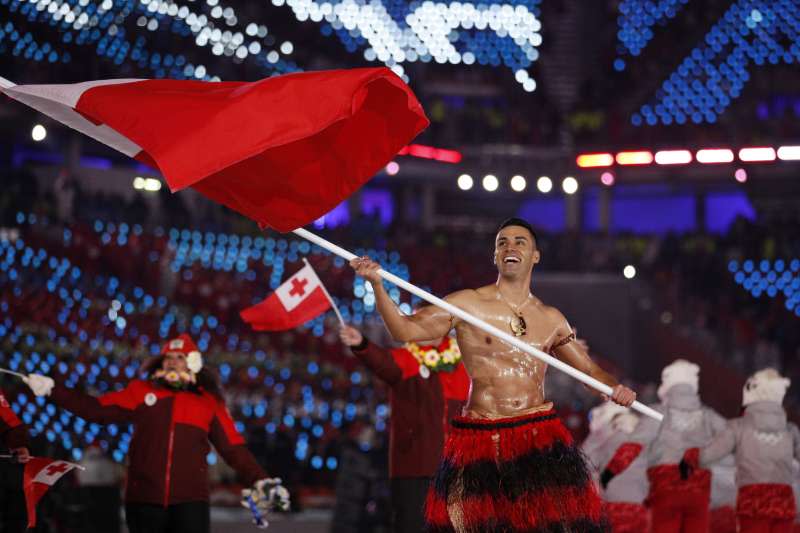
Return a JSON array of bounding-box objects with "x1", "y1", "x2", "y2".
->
[
  {"x1": 678, "y1": 459, "x2": 693, "y2": 480},
  {"x1": 599, "y1": 469, "x2": 614, "y2": 490}
]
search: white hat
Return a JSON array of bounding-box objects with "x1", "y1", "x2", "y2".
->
[
  {"x1": 742, "y1": 368, "x2": 791, "y2": 406},
  {"x1": 588, "y1": 401, "x2": 629, "y2": 433},
  {"x1": 657, "y1": 359, "x2": 700, "y2": 400}
]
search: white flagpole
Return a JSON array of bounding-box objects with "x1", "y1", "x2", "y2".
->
[
  {"x1": 302, "y1": 258, "x2": 345, "y2": 327},
  {"x1": 0, "y1": 368, "x2": 26, "y2": 380},
  {"x1": 293, "y1": 228, "x2": 662, "y2": 422}
]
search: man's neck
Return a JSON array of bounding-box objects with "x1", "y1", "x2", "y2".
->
[{"x1": 495, "y1": 275, "x2": 532, "y2": 304}]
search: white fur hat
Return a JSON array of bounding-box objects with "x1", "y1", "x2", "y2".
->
[
  {"x1": 743, "y1": 368, "x2": 791, "y2": 406},
  {"x1": 588, "y1": 401, "x2": 629, "y2": 433},
  {"x1": 657, "y1": 359, "x2": 700, "y2": 400}
]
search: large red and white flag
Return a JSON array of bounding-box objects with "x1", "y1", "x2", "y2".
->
[
  {"x1": 23, "y1": 457, "x2": 82, "y2": 528},
  {"x1": 241, "y1": 262, "x2": 332, "y2": 331},
  {"x1": 0, "y1": 68, "x2": 428, "y2": 231}
]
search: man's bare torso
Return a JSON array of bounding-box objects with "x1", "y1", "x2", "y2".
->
[{"x1": 448, "y1": 284, "x2": 567, "y2": 418}]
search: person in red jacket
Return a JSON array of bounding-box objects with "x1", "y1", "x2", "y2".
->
[
  {"x1": 24, "y1": 333, "x2": 288, "y2": 533},
  {"x1": 339, "y1": 325, "x2": 469, "y2": 533},
  {"x1": 0, "y1": 387, "x2": 31, "y2": 533}
]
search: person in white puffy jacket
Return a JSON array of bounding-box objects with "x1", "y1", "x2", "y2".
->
[
  {"x1": 582, "y1": 401, "x2": 649, "y2": 532},
  {"x1": 681, "y1": 368, "x2": 800, "y2": 533},
  {"x1": 598, "y1": 359, "x2": 728, "y2": 533}
]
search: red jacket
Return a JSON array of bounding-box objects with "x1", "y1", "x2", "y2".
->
[
  {"x1": 52, "y1": 379, "x2": 266, "y2": 505},
  {"x1": 0, "y1": 388, "x2": 29, "y2": 449},
  {"x1": 353, "y1": 341, "x2": 469, "y2": 478}
]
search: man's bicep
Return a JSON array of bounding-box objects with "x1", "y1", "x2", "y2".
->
[
  {"x1": 404, "y1": 303, "x2": 455, "y2": 340},
  {"x1": 548, "y1": 309, "x2": 603, "y2": 373},
  {"x1": 552, "y1": 338, "x2": 598, "y2": 375}
]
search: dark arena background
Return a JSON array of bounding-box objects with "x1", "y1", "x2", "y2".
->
[{"x1": 1, "y1": 0, "x2": 799, "y2": 532}]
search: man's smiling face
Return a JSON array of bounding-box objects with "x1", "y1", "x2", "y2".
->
[{"x1": 494, "y1": 225, "x2": 539, "y2": 279}]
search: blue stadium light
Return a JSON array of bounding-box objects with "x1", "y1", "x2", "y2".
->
[{"x1": 627, "y1": 1, "x2": 800, "y2": 125}]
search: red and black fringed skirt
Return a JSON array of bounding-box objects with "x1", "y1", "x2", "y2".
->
[{"x1": 424, "y1": 409, "x2": 608, "y2": 533}]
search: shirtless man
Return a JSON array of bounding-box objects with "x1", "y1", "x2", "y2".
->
[{"x1": 351, "y1": 217, "x2": 636, "y2": 532}]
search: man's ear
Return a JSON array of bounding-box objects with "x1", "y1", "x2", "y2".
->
[{"x1": 532, "y1": 250, "x2": 541, "y2": 264}]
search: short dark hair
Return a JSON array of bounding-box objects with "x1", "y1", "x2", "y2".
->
[{"x1": 497, "y1": 217, "x2": 538, "y2": 247}]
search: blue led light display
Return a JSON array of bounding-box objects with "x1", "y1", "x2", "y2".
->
[
  {"x1": 0, "y1": 0, "x2": 300, "y2": 78},
  {"x1": 617, "y1": 0, "x2": 689, "y2": 58},
  {"x1": 729, "y1": 259, "x2": 800, "y2": 316},
  {"x1": 628, "y1": 0, "x2": 800, "y2": 126},
  {"x1": 286, "y1": 0, "x2": 543, "y2": 90}
]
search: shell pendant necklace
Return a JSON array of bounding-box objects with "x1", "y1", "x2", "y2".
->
[{"x1": 497, "y1": 290, "x2": 531, "y2": 337}]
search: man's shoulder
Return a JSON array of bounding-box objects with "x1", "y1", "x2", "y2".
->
[
  {"x1": 533, "y1": 299, "x2": 566, "y2": 321},
  {"x1": 447, "y1": 287, "x2": 485, "y2": 302}
]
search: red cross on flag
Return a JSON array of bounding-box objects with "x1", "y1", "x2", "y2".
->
[
  {"x1": 23, "y1": 457, "x2": 82, "y2": 527},
  {"x1": 241, "y1": 262, "x2": 332, "y2": 331},
  {"x1": 0, "y1": 68, "x2": 428, "y2": 232}
]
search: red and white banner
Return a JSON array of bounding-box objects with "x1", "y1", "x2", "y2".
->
[
  {"x1": 241, "y1": 263, "x2": 332, "y2": 331},
  {"x1": 0, "y1": 68, "x2": 429, "y2": 231},
  {"x1": 23, "y1": 457, "x2": 82, "y2": 527}
]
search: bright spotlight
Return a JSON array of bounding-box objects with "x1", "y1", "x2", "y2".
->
[
  {"x1": 144, "y1": 178, "x2": 162, "y2": 192},
  {"x1": 31, "y1": 124, "x2": 47, "y2": 142},
  {"x1": 385, "y1": 161, "x2": 400, "y2": 175},
  {"x1": 482, "y1": 174, "x2": 499, "y2": 192},
  {"x1": 623, "y1": 265, "x2": 637, "y2": 279},
  {"x1": 734, "y1": 168, "x2": 747, "y2": 183},
  {"x1": 536, "y1": 176, "x2": 552, "y2": 193},
  {"x1": 600, "y1": 172, "x2": 615, "y2": 186},
  {"x1": 510, "y1": 175, "x2": 527, "y2": 192},
  {"x1": 457, "y1": 174, "x2": 473, "y2": 191},
  {"x1": 562, "y1": 177, "x2": 579, "y2": 195},
  {"x1": 133, "y1": 177, "x2": 146, "y2": 190}
]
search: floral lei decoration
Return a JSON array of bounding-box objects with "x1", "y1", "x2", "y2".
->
[
  {"x1": 406, "y1": 337, "x2": 462, "y2": 374},
  {"x1": 152, "y1": 369, "x2": 196, "y2": 388}
]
